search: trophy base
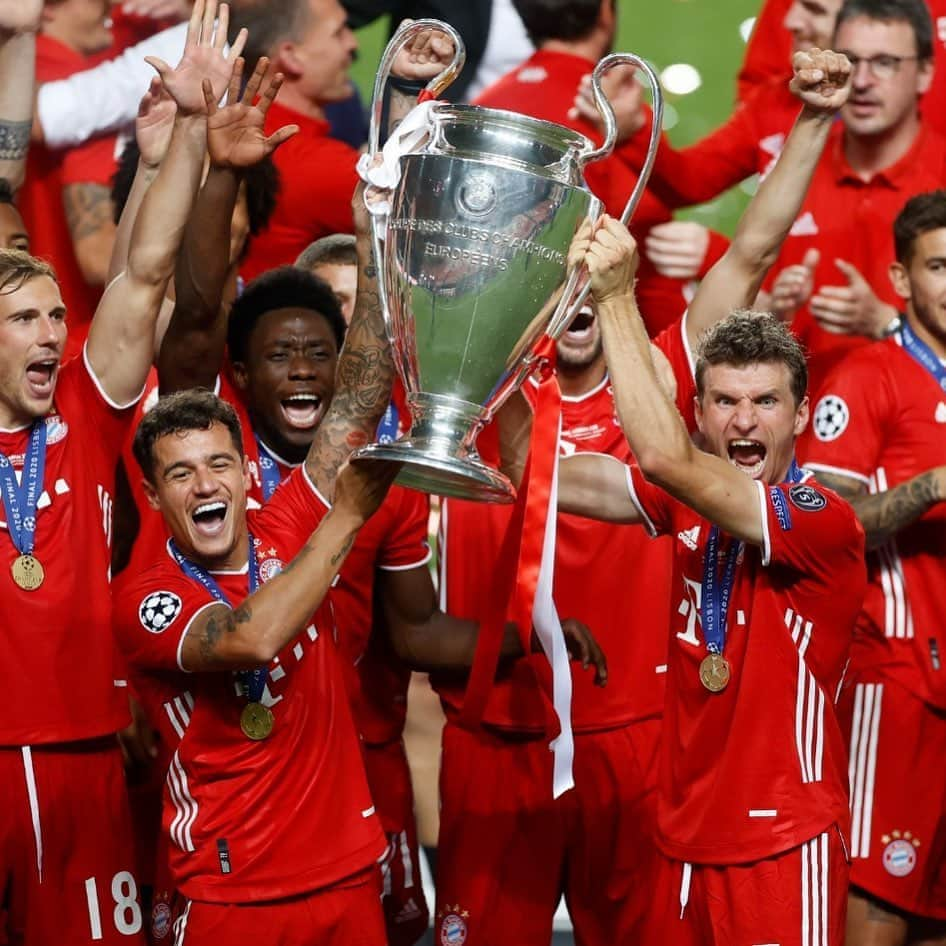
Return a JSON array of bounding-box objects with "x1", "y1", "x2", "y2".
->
[{"x1": 352, "y1": 441, "x2": 516, "y2": 503}]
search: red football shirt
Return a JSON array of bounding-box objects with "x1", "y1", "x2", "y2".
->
[
  {"x1": 764, "y1": 123, "x2": 946, "y2": 395},
  {"x1": 240, "y1": 101, "x2": 359, "y2": 282},
  {"x1": 0, "y1": 352, "x2": 134, "y2": 744},
  {"x1": 113, "y1": 468, "x2": 385, "y2": 902},
  {"x1": 800, "y1": 334, "x2": 946, "y2": 710},
  {"x1": 736, "y1": 0, "x2": 946, "y2": 136},
  {"x1": 626, "y1": 467, "x2": 866, "y2": 863},
  {"x1": 473, "y1": 48, "x2": 687, "y2": 334},
  {"x1": 434, "y1": 316, "x2": 696, "y2": 730},
  {"x1": 20, "y1": 36, "x2": 119, "y2": 361}
]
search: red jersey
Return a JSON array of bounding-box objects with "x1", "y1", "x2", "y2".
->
[
  {"x1": 240, "y1": 101, "x2": 359, "y2": 282},
  {"x1": 473, "y1": 49, "x2": 687, "y2": 334},
  {"x1": 0, "y1": 352, "x2": 133, "y2": 745},
  {"x1": 113, "y1": 468, "x2": 385, "y2": 902},
  {"x1": 626, "y1": 466, "x2": 866, "y2": 863},
  {"x1": 764, "y1": 123, "x2": 946, "y2": 394},
  {"x1": 435, "y1": 317, "x2": 696, "y2": 729},
  {"x1": 800, "y1": 333, "x2": 946, "y2": 711},
  {"x1": 20, "y1": 37, "x2": 119, "y2": 360},
  {"x1": 736, "y1": 0, "x2": 946, "y2": 136}
]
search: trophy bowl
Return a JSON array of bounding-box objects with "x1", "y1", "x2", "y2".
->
[{"x1": 353, "y1": 20, "x2": 662, "y2": 502}]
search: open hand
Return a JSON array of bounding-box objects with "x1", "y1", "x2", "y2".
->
[
  {"x1": 810, "y1": 258, "x2": 897, "y2": 338},
  {"x1": 145, "y1": 0, "x2": 247, "y2": 117},
  {"x1": 769, "y1": 248, "x2": 818, "y2": 323},
  {"x1": 136, "y1": 76, "x2": 178, "y2": 168},
  {"x1": 644, "y1": 220, "x2": 709, "y2": 280},
  {"x1": 790, "y1": 47, "x2": 852, "y2": 113},
  {"x1": 205, "y1": 57, "x2": 299, "y2": 169}
]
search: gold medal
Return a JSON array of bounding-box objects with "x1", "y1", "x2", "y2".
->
[
  {"x1": 240, "y1": 702, "x2": 274, "y2": 741},
  {"x1": 699, "y1": 653, "x2": 731, "y2": 693},
  {"x1": 11, "y1": 553, "x2": 44, "y2": 591}
]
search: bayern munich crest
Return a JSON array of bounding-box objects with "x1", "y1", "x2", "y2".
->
[
  {"x1": 258, "y1": 556, "x2": 285, "y2": 583},
  {"x1": 44, "y1": 415, "x2": 68, "y2": 444},
  {"x1": 151, "y1": 900, "x2": 172, "y2": 939},
  {"x1": 881, "y1": 830, "x2": 920, "y2": 877},
  {"x1": 139, "y1": 591, "x2": 183, "y2": 634},
  {"x1": 438, "y1": 905, "x2": 469, "y2": 946},
  {"x1": 813, "y1": 394, "x2": 849, "y2": 442}
]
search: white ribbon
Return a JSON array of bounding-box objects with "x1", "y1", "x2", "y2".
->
[
  {"x1": 531, "y1": 414, "x2": 575, "y2": 798},
  {"x1": 356, "y1": 99, "x2": 438, "y2": 218}
]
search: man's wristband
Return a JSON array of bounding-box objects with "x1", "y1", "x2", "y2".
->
[{"x1": 386, "y1": 76, "x2": 428, "y2": 96}]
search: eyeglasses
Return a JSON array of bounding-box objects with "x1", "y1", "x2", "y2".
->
[{"x1": 840, "y1": 53, "x2": 921, "y2": 79}]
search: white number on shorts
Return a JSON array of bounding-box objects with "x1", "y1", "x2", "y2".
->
[{"x1": 84, "y1": 871, "x2": 143, "y2": 939}]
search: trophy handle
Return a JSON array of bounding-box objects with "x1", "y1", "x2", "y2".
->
[
  {"x1": 550, "y1": 53, "x2": 664, "y2": 336},
  {"x1": 366, "y1": 19, "x2": 466, "y2": 340}
]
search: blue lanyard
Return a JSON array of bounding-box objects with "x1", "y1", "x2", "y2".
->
[
  {"x1": 700, "y1": 458, "x2": 804, "y2": 655},
  {"x1": 254, "y1": 436, "x2": 282, "y2": 502},
  {"x1": 375, "y1": 401, "x2": 399, "y2": 444},
  {"x1": 0, "y1": 421, "x2": 47, "y2": 556},
  {"x1": 169, "y1": 535, "x2": 267, "y2": 702},
  {"x1": 899, "y1": 320, "x2": 946, "y2": 391}
]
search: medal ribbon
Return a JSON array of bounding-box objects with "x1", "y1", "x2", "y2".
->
[
  {"x1": 0, "y1": 420, "x2": 47, "y2": 557},
  {"x1": 700, "y1": 459, "x2": 804, "y2": 656},
  {"x1": 169, "y1": 535, "x2": 267, "y2": 703},
  {"x1": 254, "y1": 436, "x2": 282, "y2": 503},
  {"x1": 899, "y1": 321, "x2": 946, "y2": 392},
  {"x1": 375, "y1": 401, "x2": 400, "y2": 444}
]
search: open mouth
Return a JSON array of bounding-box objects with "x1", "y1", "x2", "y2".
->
[
  {"x1": 191, "y1": 500, "x2": 228, "y2": 538},
  {"x1": 280, "y1": 393, "x2": 323, "y2": 430},
  {"x1": 563, "y1": 308, "x2": 595, "y2": 343},
  {"x1": 727, "y1": 439, "x2": 767, "y2": 479},
  {"x1": 25, "y1": 360, "x2": 58, "y2": 399}
]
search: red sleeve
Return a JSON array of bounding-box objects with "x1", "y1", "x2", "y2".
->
[
  {"x1": 625, "y1": 463, "x2": 675, "y2": 537},
  {"x1": 737, "y1": 0, "x2": 794, "y2": 100},
  {"x1": 253, "y1": 467, "x2": 330, "y2": 557},
  {"x1": 653, "y1": 316, "x2": 698, "y2": 431},
  {"x1": 757, "y1": 480, "x2": 865, "y2": 579},
  {"x1": 377, "y1": 487, "x2": 432, "y2": 571},
  {"x1": 60, "y1": 134, "x2": 118, "y2": 187},
  {"x1": 614, "y1": 99, "x2": 761, "y2": 209},
  {"x1": 797, "y1": 349, "x2": 893, "y2": 486},
  {"x1": 114, "y1": 571, "x2": 216, "y2": 674},
  {"x1": 280, "y1": 136, "x2": 358, "y2": 236}
]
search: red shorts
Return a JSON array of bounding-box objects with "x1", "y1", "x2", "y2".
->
[
  {"x1": 362, "y1": 739, "x2": 429, "y2": 946},
  {"x1": 435, "y1": 717, "x2": 661, "y2": 946},
  {"x1": 171, "y1": 869, "x2": 385, "y2": 945},
  {"x1": 0, "y1": 739, "x2": 145, "y2": 945},
  {"x1": 840, "y1": 676, "x2": 946, "y2": 919},
  {"x1": 644, "y1": 828, "x2": 849, "y2": 946}
]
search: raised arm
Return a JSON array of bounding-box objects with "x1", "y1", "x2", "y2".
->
[
  {"x1": 180, "y1": 458, "x2": 398, "y2": 671},
  {"x1": 686, "y1": 48, "x2": 852, "y2": 352},
  {"x1": 0, "y1": 1, "x2": 42, "y2": 190},
  {"x1": 86, "y1": 0, "x2": 242, "y2": 406},
  {"x1": 580, "y1": 218, "x2": 765, "y2": 545},
  {"x1": 158, "y1": 57, "x2": 297, "y2": 393}
]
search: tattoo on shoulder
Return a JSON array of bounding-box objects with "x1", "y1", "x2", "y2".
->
[
  {"x1": 0, "y1": 120, "x2": 30, "y2": 161},
  {"x1": 63, "y1": 183, "x2": 115, "y2": 241}
]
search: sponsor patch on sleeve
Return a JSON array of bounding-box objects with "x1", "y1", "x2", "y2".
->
[
  {"x1": 769, "y1": 487, "x2": 793, "y2": 530},
  {"x1": 139, "y1": 591, "x2": 183, "y2": 634},
  {"x1": 788, "y1": 484, "x2": 827, "y2": 512}
]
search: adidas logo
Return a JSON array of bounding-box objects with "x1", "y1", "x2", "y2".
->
[
  {"x1": 789, "y1": 211, "x2": 819, "y2": 237},
  {"x1": 936, "y1": 402, "x2": 946, "y2": 423},
  {"x1": 677, "y1": 525, "x2": 700, "y2": 550}
]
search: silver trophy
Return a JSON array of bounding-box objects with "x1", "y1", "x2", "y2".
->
[{"x1": 353, "y1": 19, "x2": 663, "y2": 502}]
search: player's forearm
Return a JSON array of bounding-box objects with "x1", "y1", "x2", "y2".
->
[
  {"x1": 0, "y1": 30, "x2": 37, "y2": 190},
  {"x1": 108, "y1": 161, "x2": 160, "y2": 283},
  {"x1": 182, "y1": 505, "x2": 364, "y2": 672},
  {"x1": 305, "y1": 230, "x2": 393, "y2": 498},
  {"x1": 727, "y1": 107, "x2": 832, "y2": 280},
  {"x1": 819, "y1": 469, "x2": 945, "y2": 550},
  {"x1": 557, "y1": 453, "x2": 641, "y2": 523},
  {"x1": 598, "y1": 290, "x2": 695, "y2": 479},
  {"x1": 126, "y1": 113, "x2": 206, "y2": 291},
  {"x1": 159, "y1": 166, "x2": 239, "y2": 392}
]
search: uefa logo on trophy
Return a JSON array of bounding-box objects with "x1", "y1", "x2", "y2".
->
[{"x1": 353, "y1": 19, "x2": 663, "y2": 502}]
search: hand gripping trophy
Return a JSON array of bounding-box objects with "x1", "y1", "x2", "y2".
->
[{"x1": 355, "y1": 19, "x2": 663, "y2": 502}]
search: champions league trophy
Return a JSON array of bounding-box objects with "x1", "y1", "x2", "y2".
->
[{"x1": 353, "y1": 19, "x2": 663, "y2": 501}]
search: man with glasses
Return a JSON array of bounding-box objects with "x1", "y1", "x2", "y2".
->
[{"x1": 765, "y1": 0, "x2": 946, "y2": 394}]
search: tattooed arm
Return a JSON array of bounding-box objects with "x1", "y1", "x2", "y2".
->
[
  {"x1": 0, "y1": 1, "x2": 42, "y2": 190},
  {"x1": 63, "y1": 182, "x2": 117, "y2": 286},
  {"x1": 180, "y1": 454, "x2": 398, "y2": 672},
  {"x1": 815, "y1": 469, "x2": 946, "y2": 551}
]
